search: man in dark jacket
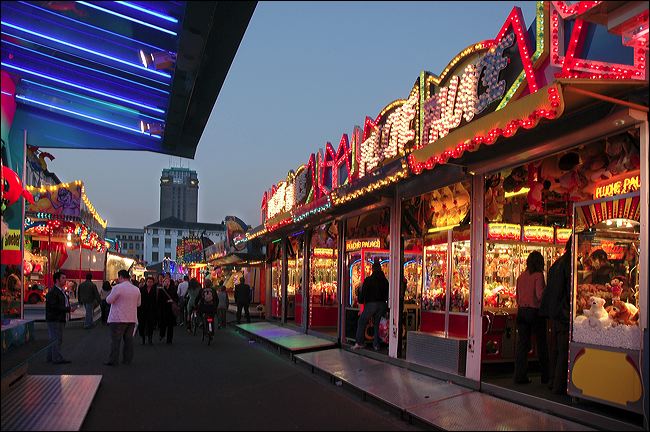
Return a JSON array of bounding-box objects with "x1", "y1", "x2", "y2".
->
[
  {"x1": 234, "y1": 277, "x2": 252, "y2": 324},
  {"x1": 78, "y1": 273, "x2": 101, "y2": 329},
  {"x1": 46, "y1": 271, "x2": 74, "y2": 364},
  {"x1": 352, "y1": 258, "x2": 389, "y2": 351},
  {"x1": 540, "y1": 237, "x2": 571, "y2": 394}
]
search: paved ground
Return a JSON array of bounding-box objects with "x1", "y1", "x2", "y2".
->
[{"x1": 24, "y1": 320, "x2": 423, "y2": 431}]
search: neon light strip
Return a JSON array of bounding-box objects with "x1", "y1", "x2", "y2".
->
[
  {"x1": 76, "y1": 1, "x2": 177, "y2": 36},
  {"x1": 21, "y1": 79, "x2": 166, "y2": 122},
  {"x1": 115, "y1": 1, "x2": 178, "y2": 23},
  {"x1": 497, "y1": 1, "x2": 547, "y2": 110},
  {"x1": 1, "y1": 90, "x2": 13, "y2": 97},
  {"x1": 2, "y1": 38, "x2": 169, "y2": 93},
  {"x1": 3, "y1": 63, "x2": 164, "y2": 113},
  {"x1": 17, "y1": 1, "x2": 168, "y2": 52},
  {"x1": 15, "y1": 94, "x2": 162, "y2": 138},
  {"x1": 1, "y1": 21, "x2": 171, "y2": 78}
]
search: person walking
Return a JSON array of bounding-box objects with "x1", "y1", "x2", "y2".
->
[
  {"x1": 105, "y1": 270, "x2": 141, "y2": 366},
  {"x1": 100, "y1": 281, "x2": 112, "y2": 325},
  {"x1": 157, "y1": 275, "x2": 179, "y2": 344},
  {"x1": 177, "y1": 275, "x2": 189, "y2": 326},
  {"x1": 514, "y1": 251, "x2": 549, "y2": 384},
  {"x1": 45, "y1": 271, "x2": 74, "y2": 364},
  {"x1": 540, "y1": 237, "x2": 572, "y2": 394},
  {"x1": 352, "y1": 258, "x2": 389, "y2": 351},
  {"x1": 216, "y1": 281, "x2": 229, "y2": 329},
  {"x1": 138, "y1": 276, "x2": 158, "y2": 345},
  {"x1": 77, "y1": 273, "x2": 101, "y2": 329},
  {"x1": 234, "y1": 276, "x2": 252, "y2": 324}
]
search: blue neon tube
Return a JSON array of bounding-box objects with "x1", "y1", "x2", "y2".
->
[
  {"x1": 21, "y1": 79, "x2": 166, "y2": 122},
  {"x1": 1, "y1": 21, "x2": 171, "y2": 78},
  {"x1": 15, "y1": 94, "x2": 162, "y2": 138},
  {"x1": 1, "y1": 90, "x2": 14, "y2": 97},
  {"x1": 2, "y1": 38, "x2": 170, "y2": 92},
  {"x1": 3, "y1": 63, "x2": 165, "y2": 113},
  {"x1": 115, "y1": 1, "x2": 179, "y2": 24},
  {"x1": 76, "y1": 1, "x2": 177, "y2": 36},
  {"x1": 17, "y1": 1, "x2": 168, "y2": 53}
]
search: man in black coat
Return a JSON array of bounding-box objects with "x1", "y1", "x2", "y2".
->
[
  {"x1": 78, "y1": 272, "x2": 100, "y2": 329},
  {"x1": 138, "y1": 276, "x2": 158, "y2": 345},
  {"x1": 234, "y1": 277, "x2": 252, "y2": 324},
  {"x1": 45, "y1": 271, "x2": 74, "y2": 364},
  {"x1": 540, "y1": 237, "x2": 571, "y2": 394},
  {"x1": 352, "y1": 258, "x2": 389, "y2": 351}
]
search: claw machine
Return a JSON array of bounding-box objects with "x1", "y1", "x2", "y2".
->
[{"x1": 569, "y1": 192, "x2": 644, "y2": 413}]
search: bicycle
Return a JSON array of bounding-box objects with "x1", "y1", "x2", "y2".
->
[
  {"x1": 202, "y1": 313, "x2": 215, "y2": 345},
  {"x1": 190, "y1": 309, "x2": 201, "y2": 336}
]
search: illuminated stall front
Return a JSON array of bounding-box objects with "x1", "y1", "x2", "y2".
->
[
  {"x1": 24, "y1": 181, "x2": 108, "y2": 300},
  {"x1": 238, "y1": 2, "x2": 648, "y2": 425}
]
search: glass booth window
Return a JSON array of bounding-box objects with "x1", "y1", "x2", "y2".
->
[
  {"x1": 402, "y1": 180, "x2": 471, "y2": 338},
  {"x1": 287, "y1": 233, "x2": 304, "y2": 323},
  {"x1": 267, "y1": 240, "x2": 283, "y2": 319},
  {"x1": 572, "y1": 194, "x2": 641, "y2": 351},
  {"x1": 310, "y1": 222, "x2": 338, "y2": 330}
]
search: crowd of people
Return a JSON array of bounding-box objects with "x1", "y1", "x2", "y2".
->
[{"x1": 45, "y1": 271, "x2": 253, "y2": 366}]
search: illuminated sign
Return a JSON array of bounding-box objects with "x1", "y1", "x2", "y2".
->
[
  {"x1": 555, "y1": 228, "x2": 572, "y2": 245},
  {"x1": 486, "y1": 223, "x2": 521, "y2": 241},
  {"x1": 593, "y1": 171, "x2": 640, "y2": 199},
  {"x1": 2, "y1": 229, "x2": 21, "y2": 251},
  {"x1": 523, "y1": 225, "x2": 554, "y2": 243},
  {"x1": 313, "y1": 248, "x2": 336, "y2": 258},
  {"x1": 345, "y1": 238, "x2": 381, "y2": 252}
]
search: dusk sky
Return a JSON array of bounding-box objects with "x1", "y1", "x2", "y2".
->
[{"x1": 47, "y1": 1, "x2": 537, "y2": 229}]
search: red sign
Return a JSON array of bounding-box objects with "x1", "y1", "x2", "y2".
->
[
  {"x1": 487, "y1": 223, "x2": 521, "y2": 241},
  {"x1": 593, "y1": 171, "x2": 640, "y2": 199}
]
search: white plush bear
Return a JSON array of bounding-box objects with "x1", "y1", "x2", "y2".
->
[{"x1": 582, "y1": 296, "x2": 611, "y2": 328}]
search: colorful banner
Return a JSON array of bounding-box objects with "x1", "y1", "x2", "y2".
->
[{"x1": 27, "y1": 183, "x2": 81, "y2": 218}]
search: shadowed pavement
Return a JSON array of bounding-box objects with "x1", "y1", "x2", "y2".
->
[{"x1": 25, "y1": 322, "x2": 423, "y2": 431}]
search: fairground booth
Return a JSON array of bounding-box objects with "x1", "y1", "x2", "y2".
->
[
  {"x1": 1, "y1": 0, "x2": 256, "y2": 352},
  {"x1": 239, "y1": 2, "x2": 648, "y2": 427},
  {"x1": 206, "y1": 217, "x2": 265, "y2": 307},
  {"x1": 24, "y1": 180, "x2": 108, "y2": 294}
]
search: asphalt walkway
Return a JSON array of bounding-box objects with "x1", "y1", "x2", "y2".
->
[{"x1": 19, "y1": 322, "x2": 422, "y2": 431}]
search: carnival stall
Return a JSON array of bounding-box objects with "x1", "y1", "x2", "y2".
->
[
  {"x1": 238, "y1": 1, "x2": 647, "y2": 422},
  {"x1": 23, "y1": 181, "x2": 108, "y2": 297}
]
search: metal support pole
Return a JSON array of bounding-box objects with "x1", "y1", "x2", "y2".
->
[
  {"x1": 281, "y1": 237, "x2": 288, "y2": 325},
  {"x1": 337, "y1": 219, "x2": 345, "y2": 343},
  {"x1": 302, "y1": 229, "x2": 311, "y2": 333},
  {"x1": 631, "y1": 111, "x2": 649, "y2": 429},
  {"x1": 389, "y1": 190, "x2": 400, "y2": 358},
  {"x1": 466, "y1": 173, "x2": 485, "y2": 382},
  {"x1": 20, "y1": 130, "x2": 26, "y2": 319}
]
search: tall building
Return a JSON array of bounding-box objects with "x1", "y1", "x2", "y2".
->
[
  {"x1": 160, "y1": 167, "x2": 199, "y2": 223},
  {"x1": 105, "y1": 227, "x2": 145, "y2": 261}
]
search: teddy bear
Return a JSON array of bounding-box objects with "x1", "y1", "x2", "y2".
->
[
  {"x1": 582, "y1": 296, "x2": 611, "y2": 328},
  {"x1": 429, "y1": 189, "x2": 443, "y2": 227},
  {"x1": 605, "y1": 135, "x2": 631, "y2": 177},
  {"x1": 526, "y1": 163, "x2": 551, "y2": 213},
  {"x1": 607, "y1": 300, "x2": 639, "y2": 326},
  {"x1": 438, "y1": 186, "x2": 455, "y2": 226},
  {"x1": 485, "y1": 175, "x2": 505, "y2": 221},
  {"x1": 451, "y1": 182, "x2": 471, "y2": 224},
  {"x1": 544, "y1": 151, "x2": 581, "y2": 194}
]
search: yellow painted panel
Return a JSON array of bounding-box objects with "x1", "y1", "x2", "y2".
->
[{"x1": 572, "y1": 348, "x2": 642, "y2": 405}]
